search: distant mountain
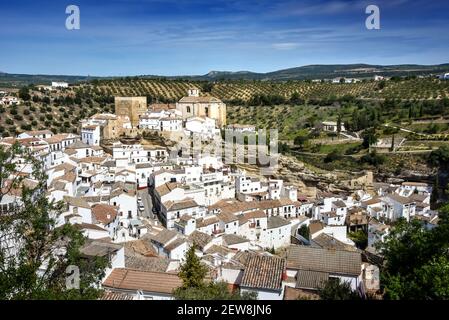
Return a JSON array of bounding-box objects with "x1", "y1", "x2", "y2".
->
[
  {"x1": 0, "y1": 72, "x2": 105, "y2": 87},
  {"x1": 185, "y1": 63, "x2": 449, "y2": 81},
  {"x1": 1, "y1": 63, "x2": 449, "y2": 86}
]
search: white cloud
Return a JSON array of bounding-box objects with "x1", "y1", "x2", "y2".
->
[{"x1": 272, "y1": 42, "x2": 300, "y2": 50}]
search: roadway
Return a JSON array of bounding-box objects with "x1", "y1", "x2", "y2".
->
[{"x1": 137, "y1": 189, "x2": 155, "y2": 220}]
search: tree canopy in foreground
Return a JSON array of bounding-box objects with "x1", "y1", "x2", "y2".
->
[
  {"x1": 377, "y1": 204, "x2": 449, "y2": 300},
  {"x1": 0, "y1": 143, "x2": 107, "y2": 300},
  {"x1": 174, "y1": 246, "x2": 257, "y2": 300}
]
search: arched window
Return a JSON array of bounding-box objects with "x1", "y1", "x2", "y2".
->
[
  {"x1": 187, "y1": 106, "x2": 191, "y2": 113},
  {"x1": 205, "y1": 107, "x2": 209, "y2": 116}
]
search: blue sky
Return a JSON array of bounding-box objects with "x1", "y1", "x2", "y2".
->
[{"x1": 0, "y1": 0, "x2": 448, "y2": 76}]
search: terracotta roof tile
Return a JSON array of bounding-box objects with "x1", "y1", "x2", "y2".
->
[
  {"x1": 103, "y1": 268, "x2": 182, "y2": 294},
  {"x1": 240, "y1": 254, "x2": 286, "y2": 291}
]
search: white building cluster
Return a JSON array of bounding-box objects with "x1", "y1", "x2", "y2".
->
[
  {"x1": 0, "y1": 107, "x2": 438, "y2": 301},
  {"x1": 139, "y1": 108, "x2": 221, "y2": 139}
]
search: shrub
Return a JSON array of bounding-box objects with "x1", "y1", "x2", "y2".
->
[
  {"x1": 324, "y1": 150, "x2": 342, "y2": 163},
  {"x1": 20, "y1": 124, "x2": 32, "y2": 131},
  {"x1": 360, "y1": 151, "x2": 386, "y2": 166}
]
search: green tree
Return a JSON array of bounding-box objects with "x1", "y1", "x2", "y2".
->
[
  {"x1": 289, "y1": 92, "x2": 303, "y2": 105},
  {"x1": 297, "y1": 225, "x2": 310, "y2": 240},
  {"x1": 429, "y1": 145, "x2": 449, "y2": 170},
  {"x1": 348, "y1": 230, "x2": 368, "y2": 249},
  {"x1": 430, "y1": 175, "x2": 440, "y2": 209},
  {"x1": 177, "y1": 246, "x2": 208, "y2": 290},
  {"x1": 362, "y1": 128, "x2": 378, "y2": 150},
  {"x1": 174, "y1": 281, "x2": 257, "y2": 300},
  {"x1": 360, "y1": 151, "x2": 386, "y2": 167},
  {"x1": 174, "y1": 246, "x2": 257, "y2": 300},
  {"x1": 201, "y1": 82, "x2": 214, "y2": 93},
  {"x1": 293, "y1": 134, "x2": 309, "y2": 148},
  {"x1": 318, "y1": 279, "x2": 360, "y2": 300},
  {"x1": 18, "y1": 87, "x2": 31, "y2": 101},
  {"x1": 336, "y1": 114, "x2": 342, "y2": 134},
  {"x1": 377, "y1": 205, "x2": 449, "y2": 299},
  {"x1": 0, "y1": 143, "x2": 107, "y2": 299},
  {"x1": 324, "y1": 150, "x2": 342, "y2": 163},
  {"x1": 390, "y1": 134, "x2": 395, "y2": 152}
]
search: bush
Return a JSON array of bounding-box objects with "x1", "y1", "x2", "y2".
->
[
  {"x1": 297, "y1": 225, "x2": 310, "y2": 240},
  {"x1": 345, "y1": 144, "x2": 363, "y2": 155},
  {"x1": 360, "y1": 151, "x2": 386, "y2": 166},
  {"x1": 324, "y1": 150, "x2": 342, "y2": 163},
  {"x1": 23, "y1": 109, "x2": 30, "y2": 115},
  {"x1": 18, "y1": 87, "x2": 31, "y2": 101},
  {"x1": 5, "y1": 119, "x2": 13, "y2": 125},
  {"x1": 14, "y1": 115, "x2": 23, "y2": 121},
  {"x1": 294, "y1": 134, "x2": 309, "y2": 147},
  {"x1": 318, "y1": 279, "x2": 360, "y2": 300},
  {"x1": 20, "y1": 124, "x2": 32, "y2": 131},
  {"x1": 429, "y1": 145, "x2": 449, "y2": 169}
]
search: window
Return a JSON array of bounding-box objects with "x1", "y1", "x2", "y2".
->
[{"x1": 187, "y1": 106, "x2": 191, "y2": 113}]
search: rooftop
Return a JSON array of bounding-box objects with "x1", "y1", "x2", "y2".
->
[
  {"x1": 240, "y1": 254, "x2": 286, "y2": 291},
  {"x1": 286, "y1": 245, "x2": 361, "y2": 276},
  {"x1": 103, "y1": 268, "x2": 182, "y2": 295}
]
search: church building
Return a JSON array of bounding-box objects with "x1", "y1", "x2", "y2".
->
[{"x1": 176, "y1": 89, "x2": 226, "y2": 127}]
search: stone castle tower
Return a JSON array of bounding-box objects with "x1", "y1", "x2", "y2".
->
[{"x1": 115, "y1": 96, "x2": 147, "y2": 127}]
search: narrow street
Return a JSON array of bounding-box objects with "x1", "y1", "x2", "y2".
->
[{"x1": 137, "y1": 189, "x2": 154, "y2": 219}]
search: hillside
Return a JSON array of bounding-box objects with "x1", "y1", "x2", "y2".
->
[
  {"x1": 80, "y1": 77, "x2": 449, "y2": 102},
  {"x1": 1, "y1": 63, "x2": 449, "y2": 86},
  {"x1": 0, "y1": 77, "x2": 448, "y2": 140},
  {"x1": 146, "y1": 63, "x2": 449, "y2": 81}
]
